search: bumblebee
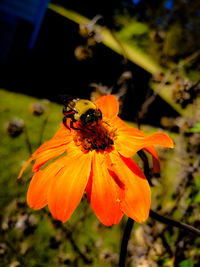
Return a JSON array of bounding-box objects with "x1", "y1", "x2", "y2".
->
[{"x1": 62, "y1": 97, "x2": 102, "y2": 130}]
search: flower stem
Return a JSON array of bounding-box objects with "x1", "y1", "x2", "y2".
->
[
  {"x1": 119, "y1": 149, "x2": 200, "y2": 267},
  {"x1": 38, "y1": 117, "x2": 48, "y2": 147},
  {"x1": 24, "y1": 126, "x2": 32, "y2": 155},
  {"x1": 137, "y1": 150, "x2": 152, "y2": 185},
  {"x1": 119, "y1": 218, "x2": 134, "y2": 267},
  {"x1": 150, "y1": 209, "x2": 200, "y2": 236},
  {"x1": 138, "y1": 150, "x2": 200, "y2": 235}
]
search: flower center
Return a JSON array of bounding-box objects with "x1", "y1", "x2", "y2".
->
[{"x1": 72, "y1": 121, "x2": 116, "y2": 153}]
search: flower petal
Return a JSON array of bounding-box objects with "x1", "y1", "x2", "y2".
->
[
  {"x1": 111, "y1": 124, "x2": 161, "y2": 172},
  {"x1": 35, "y1": 125, "x2": 71, "y2": 154},
  {"x1": 32, "y1": 145, "x2": 67, "y2": 172},
  {"x1": 18, "y1": 125, "x2": 71, "y2": 178},
  {"x1": 109, "y1": 116, "x2": 127, "y2": 128},
  {"x1": 18, "y1": 156, "x2": 34, "y2": 178},
  {"x1": 95, "y1": 95, "x2": 119, "y2": 118},
  {"x1": 33, "y1": 126, "x2": 85, "y2": 172},
  {"x1": 27, "y1": 156, "x2": 68, "y2": 210},
  {"x1": 116, "y1": 126, "x2": 174, "y2": 158},
  {"x1": 143, "y1": 146, "x2": 160, "y2": 173},
  {"x1": 86, "y1": 152, "x2": 124, "y2": 226},
  {"x1": 47, "y1": 153, "x2": 92, "y2": 223},
  {"x1": 27, "y1": 170, "x2": 48, "y2": 209},
  {"x1": 109, "y1": 152, "x2": 151, "y2": 223}
]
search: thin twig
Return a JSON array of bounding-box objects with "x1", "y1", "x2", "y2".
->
[
  {"x1": 150, "y1": 209, "x2": 200, "y2": 236},
  {"x1": 24, "y1": 126, "x2": 32, "y2": 155},
  {"x1": 119, "y1": 218, "x2": 134, "y2": 267},
  {"x1": 66, "y1": 233, "x2": 92, "y2": 264},
  {"x1": 46, "y1": 213, "x2": 92, "y2": 264},
  {"x1": 138, "y1": 71, "x2": 171, "y2": 121},
  {"x1": 38, "y1": 117, "x2": 48, "y2": 147},
  {"x1": 160, "y1": 234, "x2": 173, "y2": 257}
]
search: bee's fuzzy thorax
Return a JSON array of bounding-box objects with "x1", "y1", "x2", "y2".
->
[{"x1": 63, "y1": 98, "x2": 102, "y2": 130}]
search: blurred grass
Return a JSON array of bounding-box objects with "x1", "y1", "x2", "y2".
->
[
  {"x1": 0, "y1": 89, "x2": 61, "y2": 207},
  {"x1": 0, "y1": 89, "x2": 62, "y2": 266}
]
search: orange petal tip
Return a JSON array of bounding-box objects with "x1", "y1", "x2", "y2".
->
[
  {"x1": 18, "y1": 157, "x2": 34, "y2": 179},
  {"x1": 154, "y1": 132, "x2": 174, "y2": 149},
  {"x1": 162, "y1": 133, "x2": 174, "y2": 148}
]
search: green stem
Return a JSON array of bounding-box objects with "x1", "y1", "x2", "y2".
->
[
  {"x1": 38, "y1": 117, "x2": 48, "y2": 147},
  {"x1": 119, "y1": 218, "x2": 134, "y2": 267},
  {"x1": 24, "y1": 126, "x2": 32, "y2": 155}
]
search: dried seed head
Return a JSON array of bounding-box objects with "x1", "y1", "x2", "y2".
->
[
  {"x1": 29, "y1": 102, "x2": 45, "y2": 116},
  {"x1": 5, "y1": 118, "x2": 24, "y2": 138},
  {"x1": 74, "y1": 45, "x2": 93, "y2": 61}
]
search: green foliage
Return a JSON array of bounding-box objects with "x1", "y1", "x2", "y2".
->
[
  {"x1": 194, "y1": 176, "x2": 200, "y2": 203},
  {"x1": 117, "y1": 19, "x2": 149, "y2": 49},
  {"x1": 188, "y1": 122, "x2": 200, "y2": 133},
  {"x1": 163, "y1": 24, "x2": 183, "y2": 58},
  {"x1": 179, "y1": 259, "x2": 194, "y2": 267}
]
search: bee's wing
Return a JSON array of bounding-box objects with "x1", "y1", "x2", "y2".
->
[
  {"x1": 58, "y1": 95, "x2": 78, "y2": 106},
  {"x1": 59, "y1": 95, "x2": 79, "y2": 106},
  {"x1": 59, "y1": 95, "x2": 81, "y2": 115}
]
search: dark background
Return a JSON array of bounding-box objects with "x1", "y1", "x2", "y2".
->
[{"x1": 0, "y1": 0, "x2": 182, "y2": 124}]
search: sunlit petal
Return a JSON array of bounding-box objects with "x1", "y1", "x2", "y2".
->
[
  {"x1": 116, "y1": 126, "x2": 174, "y2": 158},
  {"x1": 32, "y1": 145, "x2": 67, "y2": 172},
  {"x1": 95, "y1": 95, "x2": 119, "y2": 118},
  {"x1": 35, "y1": 125, "x2": 71, "y2": 154},
  {"x1": 47, "y1": 153, "x2": 92, "y2": 222},
  {"x1": 86, "y1": 152, "x2": 124, "y2": 226},
  {"x1": 18, "y1": 125, "x2": 71, "y2": 178},
  {"x1": 109, "y1": 152, "x2": 151, "y2": 223},
  {"x1": 18, "y1": 156, "x2": 34, "y2": 178},
  {"x1": 27, "y1": 156, "x2": 68, "y2": 209}
]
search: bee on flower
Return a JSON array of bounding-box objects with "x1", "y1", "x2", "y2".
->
[
  {"x1": 18, "y1": 95, "x2": 174, "y2": 226},
  {"x1": 62, "y1": 96, "x2": 102, "y2": 130}
]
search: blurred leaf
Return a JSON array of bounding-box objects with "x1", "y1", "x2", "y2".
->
[
  {"x1": 163, "y1": 257, "x2": 175, "y2": 267},
  {"x1": 188, "y1": 122, "x2": 200, "y2": 133},
  {"x1": 179, "y1": 259, "x2": 194, "y2": 267},
  {"x1": 117, "y1": 20, "x2": 149, "y2": 42},
  {"x1": 195, "y1": 176, "x2": 200, "y2": 188},
  {"x1": 194, "y1": 191, "x2": 200, "y2": 203},
  {"x1": 48, "y1": 3, "x2": 162, "y2": 75}
]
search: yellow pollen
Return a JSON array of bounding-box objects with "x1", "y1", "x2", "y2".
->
[
  {"x1": 73, "y1": 121, "x2": 116, "y2": 153},
  {"x1": 116, "y1": 198, "x2": 121, "y2": 203}
]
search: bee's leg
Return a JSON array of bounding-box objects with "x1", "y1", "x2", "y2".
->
[
  {"x1": 70, "y1": 119, "x2": 81, "y2": 130},
  {"x1": 63, "y1": 108, "x2": 74, "y2": 116},
  {"x1": 63, "y1": 116, "x2": 71, "y2": 130},
  {"x1": 63, "y1": 116, "x2": 81, "y2": 131},
  {"x1": 102, "y1": 120, "x2": 111, "y2": 127}
]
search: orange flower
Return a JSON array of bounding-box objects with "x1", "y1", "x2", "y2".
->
[{"x1": 18, "y1": 95, "x2": 174, "y2": 226}]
